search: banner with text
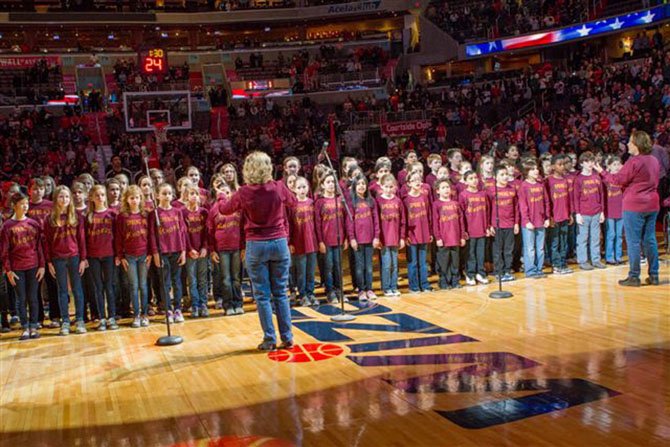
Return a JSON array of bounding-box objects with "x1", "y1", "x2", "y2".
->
[
  {"x1": 381, "y1": 120, "x2": 431, "y2": 137},
  {"x1": 0, "y1": 56, "x2": 61, "y2": 69}
]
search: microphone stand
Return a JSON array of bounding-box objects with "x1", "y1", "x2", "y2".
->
[
  {"x1": 488, "y1": 145, "x2": 513, "y2": 300},
  {"x1": 142, "y1": 145, "x2": 184, "y2": 345},
  {"x1": 319, "y1": 146, "x2": 356, "y2": 322}
]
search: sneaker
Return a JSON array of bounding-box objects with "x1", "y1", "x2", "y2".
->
[
  {"x1": 553, "y1": 267, "x2": 565, "y2": 275},
  {"x1": 465, "y1": 276, "x2": 476, "y2": 286},
  {"x1": 199, "y1": 306, "x2": 209, "y2": 317},
  {"x1": 475, "y1": 274, "x2": 489, "y2": 284},
  {"x1": 309, "y1": 296, "x2": 320, "y2": 307},
  {"x1": 59, "y1": 322, "x2": 70, "y2": 336},
  {"x1": 97, "y1": 319, "x2": 107, "y2": 331},
  {"x1": 234, "y1": 306, "x2": 244, "y2": 315},
  {"x1": 358, "y1": 291, "x2": 368, "y2": 301},
  {"x1": 618, "y1": 276, "x2": 641, "y2": 287},
  {"x1": 579, "y1": 263, "x2": 594, "y2": 271},
  {"x1": 279, "y1": 340, "x2": 295, "y2": 350},
  {"x1": 392, "y1": 290, "x2": 401, "y2": 296},
  {"x1": 141, "y1": 316, "x2": 150, "y2": 327},
  {"x1": 147, "y1": 308, "x2": 156, "y2": 317},
  {"x1": 300, "y1": 296, "x2": 312, "y2": 307},
  {"x1": 366, "y1": 290, "x2": 378, "y2": 301},
  {"x1": 640, "y1": 257, "x2": 647, "y2": 265},
  {"x1": 422, "y1": 288, "x2": 434, "y2": 293},
  {"x1": 225, "y1": 307, "x2": 235, "y2": 316},
  {"x1": 29, "y1": 329, "x2": 40, "y2": 339},
  {"x1": 383, "y1": 290, "x2": 394, "y2": 297},
  {"x1": 645, "y1": 276, "x2": 660, "y2": 286},
  {"x1": 328, "y1": 292, "x2": 339, "y2": 305},
  {"x1": 534, "y1": 272, "x2": 547, "y2": 279},
  {"x1": 19, "y1": 329, "x2": 30, "y2": 341},
  {"x1": 592, "y1": 262, "x2": 606, "y2": 269},
  {"x1": 342, "y1": 294, "x2": 350, "y2": 303},
  {"x1": 108, "y1": 318, "x2": 119, "y2": 330},
  {"x1": 75, "y1": 321, "x2": 87, "y2": 334},
  {"x1": 562, "y1": 267, "x2": 574, "y2": 274},
  {"x1": 167, "y1": 310, "x2": 175, "y2": 324},
  {"x1": 9, "y1": 315, "x2": 19, "y2": 326},
  {"x1": 215, "y1": 299, "x2": 223, "y2": 310},
  {"x1": 258, "y1": 340, "x2": 277, "y2": 351},
  {"x1": 131, "y1": 317, "x2": 141, "y2": 328},
  {"x1": 49, "y1": 320, "x2": 61, "y2": 329},
  {"x1": 174, "y1": 310, "x2": 185, "y2": 323},
  {"x1": 502, "y1": 273, "x2": 516, "y2": 282},
  {"x1": 191, "y1": 307, "x2": 200, "y2": 318}
]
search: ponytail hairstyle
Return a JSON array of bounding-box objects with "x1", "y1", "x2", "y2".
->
[
  {"x1": 87, "y1": 184, "x2": 108, "y2": 224},
  {"x1": 50, "y1": 185, "x2": 78, "y2": 227},
  {"x1": 120, "y1": 185, "x2": 145, "y2": 216}
]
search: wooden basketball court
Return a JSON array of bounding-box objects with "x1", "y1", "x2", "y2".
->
[{"x1": 1, "y1": 261, "x2": 668, "y2": 447}]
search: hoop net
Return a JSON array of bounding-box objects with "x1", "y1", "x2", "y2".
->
[{"x1": 153, "y1": 122, "x2": 169, "y2": 145}]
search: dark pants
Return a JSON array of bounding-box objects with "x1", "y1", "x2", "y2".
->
[
  {"x1": 466, "y1": 237, "x2": 486, "y2": 277},
  {"x1": 218, "y1": 250, "x2": 242, "y2": 309},
  {"x1": 0, "y1": 274, "x2": 9, "y2": 329},
  {"x1": 13, "y1": 268, "x2": 40, "y2": 329},
  {"x1": 160, "y1": 253, "x2": 183, "y2": 311},
  {"x1": 44, "y1": 274, "x2": 60, "y2": 320},
  {"x1": 89, "y1": 256, "x2": 116, "y2": 320},
  {"x1": 550, "y1": 220, "x2": 569, "y2": 269},
  {"x1": 353, "y1": 244, "x2": 374, "y2": 292},
  {"x1": 437, "y1": 246, "x2": 460, "y2": 288},
  {"x1": 492, "y1": 228, "x2": 515, "y2": 276}
]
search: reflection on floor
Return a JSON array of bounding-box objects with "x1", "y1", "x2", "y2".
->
[{"x1": 1, "y1": 262, "x2": 669, "y2": 447}]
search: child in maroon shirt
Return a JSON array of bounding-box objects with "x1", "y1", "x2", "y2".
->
[
  {"x1": 518, "y1": 161, "x2": 550, "y2": 278},
  {"x1": 208, "y1": 184, "x2": 245, "y2": 316},
  {"x1": 487, "y1": 167, "x2": 519, "y2": 282},
  {"x1": 403, "y1": 171, "x2": 433, "y2": 293},
  {"x1": 459, "y1": 171, "x2": 490, "y2": 285},
  {"x1": 347, "y1": 175, "x2": 380, "y2": 301},
  {"x1": 149, "y1": 183, "x2": 187, "y2": 323},
  {"x1": 288, "y1": 177, "x2": 319, "y2": 307},
  {"x1": 85, "y1": 185, "x2": 118, "y2": 331},
  {"x1": 315, "y1": 172, "x2": 348, "y2": 304},
  {"x1": 545, "y1": 154, "x2": 573, "y2": 274},
  {"x1": 602, "y1": 155, "x2": 624, "y2": 265},
  {"x1": 432, "y1": 179, "x2": 465, "y2": 289},
  {"x1": 574, "y1": 151, "x2": 606, "y2": 270},
  {"x1": 182, "y1": 185, "x2": 209, "y2": 318},
  {"x1": 44, "y1": 185, "x2": 87, "y2": 335},
  {"x1": 0, "y1": 192, "x2": 45, "y2": 339},
  {"x1": 376, "y1": 174, "x2": 405, "y2": 296}
]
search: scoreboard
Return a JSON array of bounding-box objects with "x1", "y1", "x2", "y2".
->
[{"x1": 139, "y1": 48, "x2": 167, "y2": 75}]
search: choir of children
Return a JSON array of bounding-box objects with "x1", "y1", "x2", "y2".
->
[{"x1": 0, "y1": 147, "x2": 656, "y2": 340}]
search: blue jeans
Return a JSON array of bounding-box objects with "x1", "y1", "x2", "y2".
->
[
  {"x1": 605, "y1": 218, "x2": 624, "y2": 263},
  {"x1": 160, "y1": 253, "x2": 183, "y2": 311},
  {"x1": 88, "y1": 256, "x2": 116, "y2": 320},
  {"x1": 324, "y1": 246, "x2": 342, "y2": 294},
  {"x1": 218, "y1": 250, "x2": 242, "y2": 309},
  {"x1": 293, "y1": 252, "x2": 316, "y2": 298},
  {"x1": 13, "y1": 268, "x2": 39, "y2": 329},
  {"x1": 245, "y1": 238, "x2": 293, "y2": 344},
  {"x1": 549, "y1": 220, "x2": 569, "y2": 269},
  {"x1": 576, "y1": 214, "x2": 601, "y2": 264},
  {"x1": 126, "y1": 255, "x2": 149, "y2": 316},
  {"x1": 521, "y1": 228, "x2": 545, "y2": 276},
  {"x1": 186, "y1": 256, "x2": 208, "y2": 309},
  {"x1": 354, "y1": 244, "x2": 374, "y2": 292},
  {"x1": 407, "y1": 244, "x2": 430, "y2": 291},
  {"x1": 380, "y1": 247, "x2": 399, "y2": 292},
  {"x1": 623, "y1": 211, "x2": 659, "y2": 278},
  {"x1": 53, "y1": 256, "x2": 85, "y2": 324}
]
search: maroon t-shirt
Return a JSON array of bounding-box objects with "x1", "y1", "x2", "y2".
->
[
  {"x1": 44, "y1": 214, "x2": 87, "y2": 261},
  {"x1": 376, "y1": 195, "x2": 406, "y2": 247},
  {"x1": 0, "y1": 218, "x2": 44, "y2": 272},
  {"x1": 218, "y1": 180, "x2": 296, "y2": 241},
  {"x1": 432, "y1": 199, "x2": 464, "y2": 247},
  {"x1": 27, "y1": 199, "x2": 52, "y2": 227},
  {"x1": 574, "y1": 172, "x2": 604, "y2": 216},
  {"x1": 458, "y1": 189, "x2": 489, "y2": 238},
  {"x1": 346, "y1": 197, "x2": 380, "y2": 245},
  {"x1": 403, "y1": 193, "x2": 432, "y2": 245},
  {"x1": 85, "y1": 209, "x2": 116, "y2": 258},
  {"x1": 148, "y1": 207, "x2": 187, "y2": 255},
  {"x1": 207, "y1": 200, "x2": 243, "y2": 252},
  {"x1": 518, "y1": 180, "x2": 550, "y2": 227},
  {"x1": 314, "y1": 196, "x2": 346, "y2": 247},
  {"x1": 115, "y1": 212, "x2": 148, "y2": 258},
  {"x1": 182, "y1": 206, "x2": 208, "y2": 252},
  {"x1": 486, "y1": 185, "x2": 519, "y2": 229},
  {"x1": 546, "y1": 176, "x2": 571, "y2": 223},
  {"x1": 287, "y1": 198, "x2": 318, "y2": 254},
  {"x1": 603, "y1": 177, "x2": 623, "y2": 219}
]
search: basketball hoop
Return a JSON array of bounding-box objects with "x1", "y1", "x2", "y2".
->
[{"x1": 153, "y1": 122, "x2": 168, "y2": 145}]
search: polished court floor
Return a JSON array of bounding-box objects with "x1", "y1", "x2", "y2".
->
[{"x1": 0, "y1": 261, "x2": 668, "y2": 447}]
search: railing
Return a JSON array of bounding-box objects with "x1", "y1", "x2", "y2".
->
[
  {"x1": 118, "y1": 81, "x2": 191, "y2": 92},
  {"x1": 318, "y1": 69, "x2": 381, "y2": 89}
]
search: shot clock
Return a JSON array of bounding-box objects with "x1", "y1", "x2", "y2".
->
[{"x1": 139, "y1": 48, "x2": 168, "y2": 75}]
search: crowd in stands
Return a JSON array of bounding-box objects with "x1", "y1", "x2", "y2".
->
[
  {"x1": 18, "y1": 0, "x2": 352, "y2": 12},
  {"x1": 426, "y1": 0, "x2": 594, "y2": 42}
]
